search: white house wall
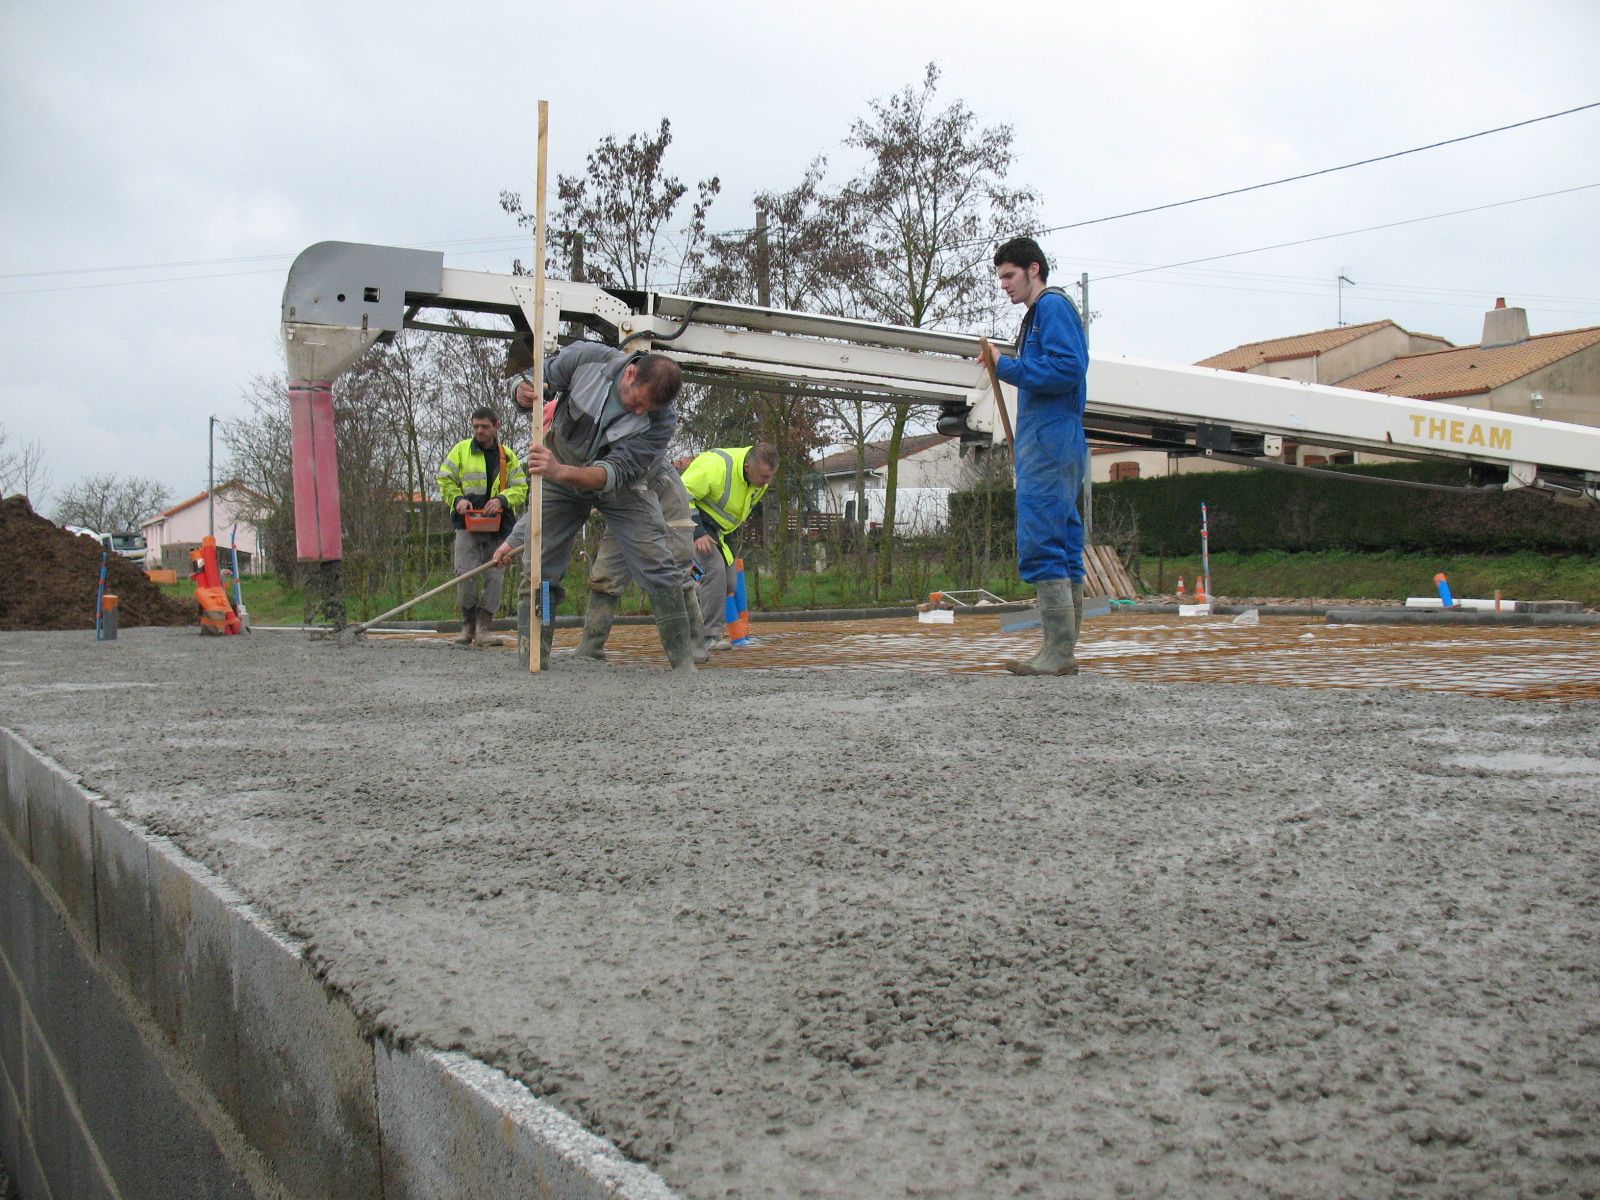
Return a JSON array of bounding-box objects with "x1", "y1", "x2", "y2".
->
[{"x1": 145, "y1": 491, "x2": 266, "y2": 573}]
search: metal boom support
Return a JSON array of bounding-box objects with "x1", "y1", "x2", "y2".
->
[{"x1": 282, "y1": 241, "x2": 1600, "y2": 582}]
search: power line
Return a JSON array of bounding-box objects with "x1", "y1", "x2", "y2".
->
[
  {"x1": 0, "y1": 232, "x2": 531, "y2": 282},
  {"x1": 1017, "y1": 100, "x2": 1600, "y2": 244},
  {"x1": 7, "y1": 101, "x2": 1595, "y2": 285},
  {"x1": 1091, "y1": 182, "x2": 1600, "y2": 283},
  {"x1": 0, "y1": 251, "x2": 294, "y2": 280},
  {"x1": 1068, "y1": 254, "x2": 1600, "y2": 306},
  {"x1": 0, "y1": 266, "x2": 288, "y2": 297},
  {"x1": 1114, "y1": 272, "x2": 1600, "y2": 316},
  {"x1": 5, "y1": 183, "x2": 1595, "y2": 305}
]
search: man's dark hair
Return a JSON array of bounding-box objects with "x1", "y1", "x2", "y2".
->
[
  {"x1": 750, "y1": 443, "x2": 780, "y2": 471},
  {"x1": 633, "y1": 354, "x2": 683, "y2": 408},
  {"x1": 470, "y1": 407, "x2": 499, "y2": 425},
  {"x1": 994, "y1": 236, "x2": 1050, "y2": 283}
]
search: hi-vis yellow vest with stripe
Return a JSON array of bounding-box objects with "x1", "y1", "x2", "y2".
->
[
  {"x1": 681, "y1": 446, "x2": 768, "y2": 565},
  {"x1": 438, "y1": 439, "x2": 529, "y2": 513}
]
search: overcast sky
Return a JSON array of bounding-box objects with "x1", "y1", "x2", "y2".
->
[{"x1": 3, "y1": 0, "x2": 1596, "y2": 513}]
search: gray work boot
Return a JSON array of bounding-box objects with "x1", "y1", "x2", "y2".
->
[
  {"x1": 454, "y1": 607, "x2": 477, "y2": 646},
  {"x1": 473, "y1": 607, "x2": 502, "y2": 647},
  {"x1": 1005, "y1": 578, "x2": 1079, "y2": 677},
  {"x1": 683, "y1": 583, "x2": 709, "y2": 664},
  {"x1": 647, "y1": 587, "x2": 697, "y2": 675},
  {"x1": 539, "y1": 620, "x2": 554, "y2": 671},
  {"x1": 1070, "y1": 579, "x2": 1085, "y2": 645},
  {"x1": 516, "y1": 599, "x2": 531, "y2": 668},
  {"x1": 573, "y1": 590, "x2": 620, "y2": 660}
]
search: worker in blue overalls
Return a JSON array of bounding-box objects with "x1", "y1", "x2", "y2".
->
[{"x1": 980, "y1": 236, "x2": 1089, "y2": 677}]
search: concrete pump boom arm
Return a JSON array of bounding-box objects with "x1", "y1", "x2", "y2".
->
[{"x1": 283, "y1": 241, "x2": 1600, "y2": 512}]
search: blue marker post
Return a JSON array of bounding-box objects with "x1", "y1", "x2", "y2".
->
[
  {"x1": 1434, "y1": 573, "x2": 1455, "y2": 608},
  {"x1": 731, "y1": 559, "x2": 751, "y2": 645},
  {"x1": 93, "y1": 548, "x2": 108, "y2": 640},
  {"x1": 229, "y1": 524, "x2": 250, "y2": 631}
]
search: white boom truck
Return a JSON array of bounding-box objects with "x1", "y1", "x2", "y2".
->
[{"x1": 281, "y1": 241, "x2": 1600, "y2": 619}]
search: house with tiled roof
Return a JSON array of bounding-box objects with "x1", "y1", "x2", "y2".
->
[
  {"x1": 1096, "y1": 319, "x2": 1455, "y2": 482},
  {"x1": 1336, "y1": 303, "x2": 1600, "y2": 427},
  {"x1": 141, "y1": 481, "x2": 269, "y2": 573},
  {"x1": 812, "y1": 432, "x2": 988, "y2": 532},
  {"x1": 1195, "y1": 319, "x2": 1453, "y2": 384},
  {"x1": 1096, "y1": 302, "x2": 1600, "y2": 484}
]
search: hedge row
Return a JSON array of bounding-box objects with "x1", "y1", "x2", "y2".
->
[{"x1": 949, "y1": 462, "x2": 1600, "y2": 555}]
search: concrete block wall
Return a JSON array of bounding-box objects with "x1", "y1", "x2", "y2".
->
[{"x1": 0, "y1": 727, "x2": 680, "y2": 1200}]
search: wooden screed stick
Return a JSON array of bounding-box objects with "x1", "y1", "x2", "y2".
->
[
  {"x1": 978, "y1": 337, "x2": 1017, "y2": 464},
  {"x1": 528, "y1": 99, "x2": 549, "y2": 673}
]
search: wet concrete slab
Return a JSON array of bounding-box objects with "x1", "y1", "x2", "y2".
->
[{"x1": 2, "y1": 625, "x2": 1598, "y2": 1199}]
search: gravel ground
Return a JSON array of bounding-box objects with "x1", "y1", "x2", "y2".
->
[{"x1": 1, "y1": 627, "x2": 1597, "y2": 1199}]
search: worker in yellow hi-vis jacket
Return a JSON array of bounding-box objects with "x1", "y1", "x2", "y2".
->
[
  {"x1": 680, "y1": 443, "x2": 777, "y2": 650},
  {"x1": 438, "y1": 407, "x2": 528, "y2": 647}
]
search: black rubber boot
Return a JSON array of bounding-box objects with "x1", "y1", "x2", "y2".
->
[
  {"x1": 1005, "y1": 578, "x2": 1079, "y2": 677},
  {"x1": 573, "y1": 590, "x2": 620, "y2": 660},
  {"x1": 538, "y1": 620, "x2": 554, "y2": 671},
  {"x1": 683, "y1": 583, "x2": 709, "y2": 664},
  {"x1": 648, "y1": 587, "x2": 697, "y2": 675}
]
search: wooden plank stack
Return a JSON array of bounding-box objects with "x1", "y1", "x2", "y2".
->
[{"x1": 1083, "y1": 544, "x2": 1137, "y2": 598}]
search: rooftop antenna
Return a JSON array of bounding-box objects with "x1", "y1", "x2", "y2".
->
[{"x1": 1337, "y1": 270, "x2": 1356, "y2": 326}]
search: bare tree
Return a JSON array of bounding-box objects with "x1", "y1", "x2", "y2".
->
[
  {"x1": 364, "y1": 331, "x2": 445, "y2": 597},
  {"x1": 51, "y1": 473, "x2": 172, "y2": 533},
  {"x1": 0, "y1": 424, "x2": 51, "y2": 508},
  {"x1": 222, "y1": 372, "x2": 297, "y2": 576},
  {"x1": 695, "y1": 162, "x2": 864, "y2": 595},
  {"x1": 500, "y1": 118, "x2": 720, "y2": 292},
  {"x1": 225, "y1": 358, "x2": 417, "y2": 617},
  {"x1": 840, "y1": 63, "x2": 1038, "y2": 588}
]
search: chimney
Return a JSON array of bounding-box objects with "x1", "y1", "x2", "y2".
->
[{"x1": 1482, "y1": 297, "x2": 1529, "y2": 348}]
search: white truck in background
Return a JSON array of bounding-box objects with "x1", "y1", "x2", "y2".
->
[{"x1": 63, "y1": 525, "x2": 147, "y2": 564}]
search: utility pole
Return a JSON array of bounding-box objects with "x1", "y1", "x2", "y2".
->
[
  {"x1": 571, "y1": 231, "x2": 584, "y2": 282},
  {"x1": 208, "y1": 414, "x2": 218, "y2": 538},
  {"x1": 755, "y1": 209, "x2": 771, "y2": 308},
  {"x1": 1077, "y1": 272, "x2": 1093, "y2": 547},
  {"x1": 1337, "y1": 270, "x2": 1356, "y2": 326}
]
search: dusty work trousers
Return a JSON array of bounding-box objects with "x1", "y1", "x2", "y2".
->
[
  {"x1": 519, "y1": 476, "x2": 679, "y2": 616},
  {"x1": 453, "y1": 528, "x2": 509, "y2": 613},
  {"x1": 693, "y1": 543, "x2": 731, "y2": 641},
  {"x1": 587, "y1": 464, "x2": 698, "y2": 595}
]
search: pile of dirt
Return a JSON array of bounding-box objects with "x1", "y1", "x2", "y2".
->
[{"x1": 0, "y1": 495, "x2": 194, "y2": 631}]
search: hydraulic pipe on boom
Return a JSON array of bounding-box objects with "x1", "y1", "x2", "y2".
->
[{"x1": 282, "y1": 242, "x2": 1600, "y2": 617}]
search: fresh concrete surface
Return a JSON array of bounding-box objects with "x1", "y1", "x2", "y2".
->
[
  {"x1": 1, "y1": 626, "x2": 1598, "y2": 1198},
  {"x1": 1, "y1": 707, "x2": 685, "y2": 1200}
]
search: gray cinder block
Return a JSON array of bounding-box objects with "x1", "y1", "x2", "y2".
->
[
  {"x1": 376, "y1": 1044, "x2": 681, "y2": 1200},
  {"x1": 147, "y1": 836, "x2": 244, "y2": 1123},
  {"x1": 0, "y1": 730, "x2": 29, "y2": 853},
  {"x1": 233, "y1": 915, "x2": 381, "y2": 1200},
  {"x1": 22, "y1": 755, "x2": 97, "y2": 942},
  {"x1": 91, "y1": 800, "x2": 155, "y2": 1010}
]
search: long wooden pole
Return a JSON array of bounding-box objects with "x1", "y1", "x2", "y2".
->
[
  {"x1": 528, "y1": 99, "x2": 549, "y2": 673},
  {"x1": 978, "y1": 338, "x2": 1017, "y2": 469},
  {"x1": 342, "y1": 547, "x2": 522, "y2": 641}
]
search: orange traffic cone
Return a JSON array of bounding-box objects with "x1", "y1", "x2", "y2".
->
[
  {"x1": 1175, "y1": 575, "x2": 1186, "y2": 598},
  {"x1": 1194, "y1": 576, "x2": 1208, "y2": 603}
]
